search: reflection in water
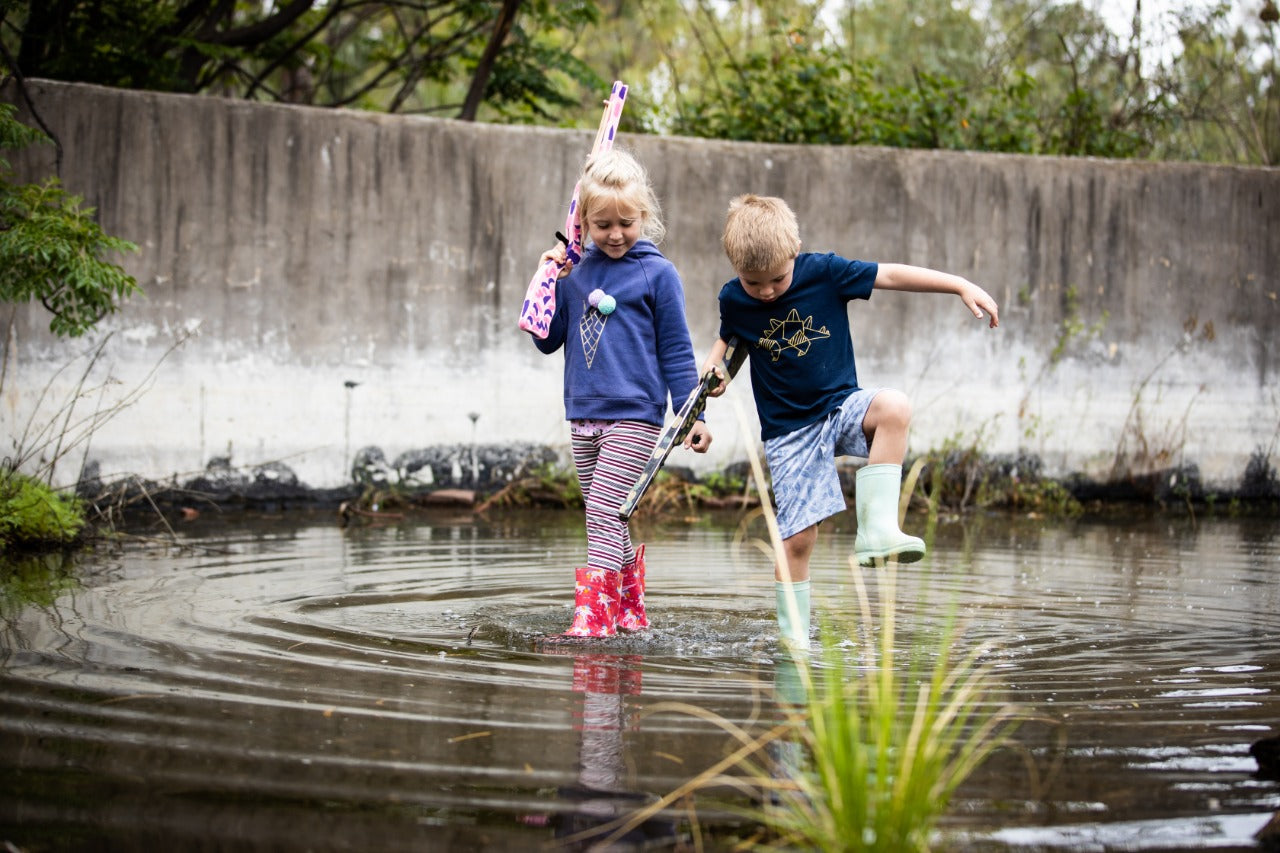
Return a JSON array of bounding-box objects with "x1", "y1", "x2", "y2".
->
[
  {"x1": 530, "y1": 651, "x2": 677, "y2": 849},
  {"x1": 0, "y1": 549, "x2": 81, "y2": 611},
  {"x1": 0, "y1": 509, "x2": 1277, "y2": 850}
]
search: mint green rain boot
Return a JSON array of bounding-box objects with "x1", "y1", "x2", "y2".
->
[
  {"x1": 854, "y1": 463, "x2": 926, "y2": 566},
  {"x1": 775, "y1": 579, "x2": 811, "y2": 650}
]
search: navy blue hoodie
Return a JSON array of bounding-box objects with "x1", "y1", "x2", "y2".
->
[{"x1": 533, "y1": 240, "x2": 700, "y2": 426}]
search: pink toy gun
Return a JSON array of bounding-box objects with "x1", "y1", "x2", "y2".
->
[{"x1": 518, "y1": 81, "x2": 628, "y2": 339}]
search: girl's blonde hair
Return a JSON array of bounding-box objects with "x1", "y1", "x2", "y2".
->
[
  {"x1": 722, "y1": 194, "x2": 801, "y2": 273},
  {"x1": 577, "y1": 148, "x2": 666, "y2": 245}
]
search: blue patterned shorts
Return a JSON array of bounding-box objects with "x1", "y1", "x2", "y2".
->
[{"x1": 764, "y1": 388, "x2": 882, "y2": 540}]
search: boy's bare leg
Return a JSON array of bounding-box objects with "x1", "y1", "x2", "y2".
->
[
  {"x1": 775, "y1": 525, "x2": 816, "y2": 649},
  {"x1": 775, "y1": 525, "x2": 816, "y2": 583},
  {"x1": 861, "y1": 389, "x2": 911, "y2": 464}
]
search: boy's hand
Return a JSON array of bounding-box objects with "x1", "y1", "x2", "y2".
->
[
  {"x1": 961, "y1": 281, "x2": 1000, "y2": 328},
  {"x1": 684, "y1": 420, "x2": 712, "y2": 452},
  {"x1": 703, "y1": 364, "x2": 728, "y2": 397},
  {"x1": 699, "y1": 338, "x2": 732, "y2": 397}
]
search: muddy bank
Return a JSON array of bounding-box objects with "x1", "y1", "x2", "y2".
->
[{"x1": 77, "y1": 442, "x2": 1280, "y2": 523}]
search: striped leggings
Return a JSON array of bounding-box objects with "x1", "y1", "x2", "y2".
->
[{"x1": 570, "y1": 420, "x2": 660, "y2": 574}]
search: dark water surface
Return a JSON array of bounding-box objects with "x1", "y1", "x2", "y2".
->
[{"x1": 2, "y1": 508, "x2": 1278, "y2": 851}]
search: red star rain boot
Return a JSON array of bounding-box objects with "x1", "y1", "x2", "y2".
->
[
  {"x1": 617, "y1": 544, "x2": 649, "y2": 631},
  {"x1": 563, "y1": 567, "x2": 620, "y2": 638}
]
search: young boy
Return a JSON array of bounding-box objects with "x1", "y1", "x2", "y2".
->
[{"x1": 702, "y1": 194, "x2": 999, "y2": 648}]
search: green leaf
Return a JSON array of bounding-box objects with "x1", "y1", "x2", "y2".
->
[{"x1": 0, "y1": 110, "x2": 140, "y2": 337}]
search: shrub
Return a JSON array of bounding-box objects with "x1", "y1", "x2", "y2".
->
[{"x1": 0, "y1": 471, "x2": 85, "y2": 550}]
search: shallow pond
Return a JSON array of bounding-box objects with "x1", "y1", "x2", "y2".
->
[{"x1": 1, "y1": 508, "x2": 1278, "y2": 851}]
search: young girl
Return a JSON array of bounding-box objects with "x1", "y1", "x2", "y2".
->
[{"x1": 530, "y1": 148, "x2": 711, "y2": 638}]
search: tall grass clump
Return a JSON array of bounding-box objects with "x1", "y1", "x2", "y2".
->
[
  {"x1": 760, "y1": 560, "x2": 1019, "y2": 852},
  {"x1": 614, "y1": 565, "x2": 1020, "y2": 853}
]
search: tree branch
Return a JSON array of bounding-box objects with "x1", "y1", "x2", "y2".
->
[
  {"x1": 459, "y1": 0, "x2": 522, "y2": 121},
  {"x1": 240, "y1": 0, "x2": 348, "y2": 100},
  {"x1": 0, "y1": 32, "x2": 62, "y2": 175},
  {"x1": 326, "y1": 11, "x2": 488, "y2": 109},
  {"x1": 204, "y1": 0, "x2": 317, "y2": 48}
]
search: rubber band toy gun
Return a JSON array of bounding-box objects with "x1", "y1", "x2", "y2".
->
[
  {"x1": 518, "y1": 81, "x2": 628, "y2": 339},
  {"x1": 618, "y1": 336, "x2": 747, "y2": 520}
]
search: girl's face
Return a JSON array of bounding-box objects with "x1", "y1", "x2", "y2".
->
[{"x1": 586, "y1": 198, "x2": 644, "y2": 259}]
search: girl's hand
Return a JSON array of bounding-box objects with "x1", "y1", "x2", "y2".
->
[
  {"x1": 540, "y1": 244, "x2": 573, "y2": 279},
  {"x1": 684, "y1": 421, "x2": 713, "y2": 453}
]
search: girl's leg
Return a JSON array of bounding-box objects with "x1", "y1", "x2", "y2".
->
[
  {"x1": 563, "y1": 432, "x2": 625, "y2": 638},
  {"x1": 571, "y1": 430, "x2": 602, "y2": 555},
  {"x1": 571, "y1": 432, "x2": 599, "y2": 511},
  {"x1": 576, "y1": 421, "x2": 659, "y2": 573},
  {"x1": 596, "y1": 423, "x2": 661, "y2": 631}
]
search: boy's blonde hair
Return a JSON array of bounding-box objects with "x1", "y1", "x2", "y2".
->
[
  {"x1": 722, "y1": 194, "x2": 801, "y2": 273},
  {"x1": 577, "y1": 148, "x2": 666, "y2": 244}
]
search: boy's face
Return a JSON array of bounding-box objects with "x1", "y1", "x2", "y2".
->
[
  {"x1": 587, "y1": 199, "x2": 643, "y2": 259},
  {"x1": 736, "y1": 257, "x2": 796, "y2": 304}
]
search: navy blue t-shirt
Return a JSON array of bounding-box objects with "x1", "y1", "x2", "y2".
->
[{"x1": 717, "y1": 252, "x2": 877, "y2": 440}]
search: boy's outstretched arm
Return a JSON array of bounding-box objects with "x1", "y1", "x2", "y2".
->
[
  {"x1": 700, "y1": 338, "x2": 731, "y2": 397},
  {"x1": 874, "y1": 263, "x2": 1000, "y2": 328}
]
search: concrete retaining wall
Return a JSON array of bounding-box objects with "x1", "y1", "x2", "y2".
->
[{"x1": 3, "y1": 80, "x2": 1278, "y2": 496}]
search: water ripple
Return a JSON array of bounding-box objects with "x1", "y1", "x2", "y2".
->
[{"x1": 2, "y1": 511, "x2": 1277, "y2": 850}]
